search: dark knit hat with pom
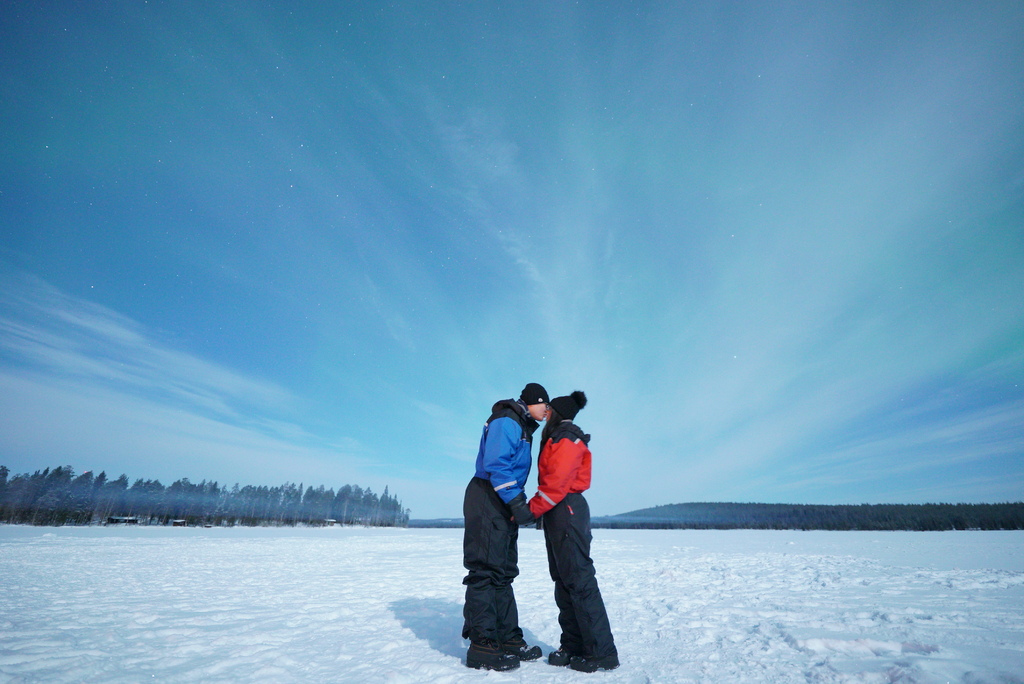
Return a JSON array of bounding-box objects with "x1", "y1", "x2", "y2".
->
[
  {"x1": 549, "y1": 390, "x2": 587, "y2": 420},
  {"x1": 520, "y1": 382, "x2": 550, "y2": 406}
]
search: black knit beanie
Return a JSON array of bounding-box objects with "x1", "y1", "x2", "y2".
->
[
  {"x1": 549, "y1": 390, "x2": 587, "y2": 420},
  {"x1": 520, "y1": 382, "x2": 550, "y2": 406}
]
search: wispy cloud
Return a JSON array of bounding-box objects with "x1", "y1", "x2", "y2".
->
[
  {"x1": 1, "y1": 273, "x2": 294, "y2": 414},
  {"x1": 0, "y1": 270, "x2": 370, "y2": 484}
]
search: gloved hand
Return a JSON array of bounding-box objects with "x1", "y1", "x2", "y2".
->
[{"x1": 508, "y1": 492, "x2": 535, "y2": 527}]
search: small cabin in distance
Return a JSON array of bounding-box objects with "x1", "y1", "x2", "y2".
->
[{"x1": 106, "y1": 516, "x2": 139, "y2": 525}]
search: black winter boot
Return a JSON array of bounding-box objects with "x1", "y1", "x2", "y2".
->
[
  {"x1": 569, "y1": 652, "x2": 620, "y2": 672},
  {"x1": 501, "y1": 637, "x2": 542, "y2": 661},
  {"x1": 547, "y1": 648, "x2": 573, "y2": 666},
  {"x1": 466, "y1": 640, "x2": 520, "y2": 671}
]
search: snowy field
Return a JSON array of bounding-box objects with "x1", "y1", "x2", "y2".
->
[{"x1": 1, "y1": 526, "x2": 1022, "y2": 683}]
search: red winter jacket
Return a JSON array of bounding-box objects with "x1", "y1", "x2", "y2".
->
[{"x1": 528, "y1": 421, "x2": 591, "y2": 517}]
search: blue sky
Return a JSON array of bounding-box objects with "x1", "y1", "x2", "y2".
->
[{"x1": 2, "y1": 2, "x2": 1022, "y2": 519}]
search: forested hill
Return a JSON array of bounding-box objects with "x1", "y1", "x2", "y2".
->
[
  {"x1": 592, "y1": 502, "x2": 1024, "y2": 531},
  {"x1": 0, "y1": 464, "x2": 409, "y2": 527}
]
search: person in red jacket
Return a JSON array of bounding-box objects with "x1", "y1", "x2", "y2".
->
[{"x1": 528, "y1": 390, "x2": 619, "y2": 672}]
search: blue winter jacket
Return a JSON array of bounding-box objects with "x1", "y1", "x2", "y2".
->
[{"x1": 473, "y1": 399, "x2": 539, "y2": 503}]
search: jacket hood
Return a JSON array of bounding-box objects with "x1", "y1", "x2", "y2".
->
[
  {"x1": 489, "y1": 398, "x2": 540, "y2": 438},
  {"x1": 550, "y1": 420, "x2": 590, "y2": 445},
  {"x1": 491, "y1": 398, "x2": 522, "y2": 415}
]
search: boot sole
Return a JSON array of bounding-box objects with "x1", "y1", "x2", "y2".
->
[
  {"x1": 570, "y1": 663, "x2": 620, "y2": 672},
  {"x1": 467, "y1": 657, "x2": 520, "y2": 671},
  {"x1": 569, "y1": 659, "x2": 620, "y2": 672}
]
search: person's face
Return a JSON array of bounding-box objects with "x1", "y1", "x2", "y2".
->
[{"x1": 527, "y1": 403, "x2": 550, "y2": 421}]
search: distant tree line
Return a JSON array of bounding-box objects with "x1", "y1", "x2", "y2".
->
[
  {"x1": 0, "y1": 464, "x2": 409, "y2": 527},
  {"x1": 592, "y1": 502, "x2": 1024, "y2": 531}
]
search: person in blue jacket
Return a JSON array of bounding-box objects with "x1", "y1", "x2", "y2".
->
[{"x1": 462, "y1": 382, "x2": 550, "y2": 671}]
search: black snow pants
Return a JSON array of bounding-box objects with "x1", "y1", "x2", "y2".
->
[
  {"x1": 462, "y1": 477, "x2": 523, "y2": 644},
  {"x1": 542, "y1": 492, "x2": 617, "y2": 658}
]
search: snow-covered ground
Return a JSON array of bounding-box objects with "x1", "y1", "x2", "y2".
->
[{"x1": 1, "y1": 526, "x2": 1022, "y2": 683}]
